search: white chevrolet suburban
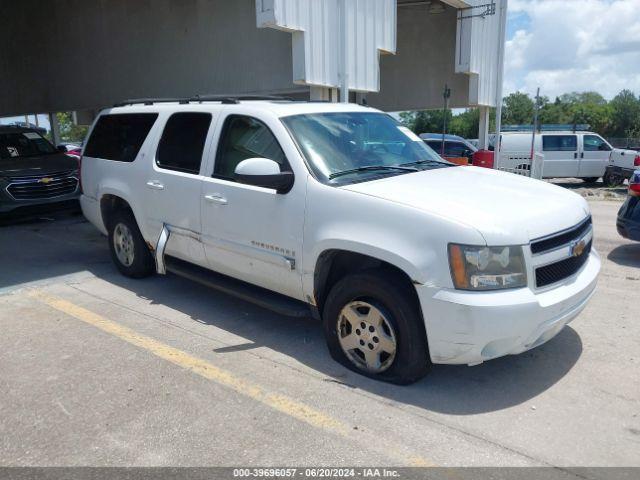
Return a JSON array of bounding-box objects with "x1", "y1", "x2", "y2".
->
[{"x1": 80, "y1": 96, "x2": 600, "y2": 384}]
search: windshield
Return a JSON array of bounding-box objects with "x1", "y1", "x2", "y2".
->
[
  {"x1": 0, "y1": 131, "x2": 57, "y2": 160},
  {"x1": 282, "y1": 112, "x2": 452, "y2": 183}
]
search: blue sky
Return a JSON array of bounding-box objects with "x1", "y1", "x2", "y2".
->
[{"x1": 503, "y1": 0, "x2": 640, "y2": 100}]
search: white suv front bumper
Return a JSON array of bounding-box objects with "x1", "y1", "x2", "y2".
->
[{"x1": 416, "y1": 249, "x2": 600, "y2": 365}]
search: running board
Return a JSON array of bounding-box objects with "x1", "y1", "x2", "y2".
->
[{"x1": 164, "y1": 256, "x2": 311, "y2": 318}]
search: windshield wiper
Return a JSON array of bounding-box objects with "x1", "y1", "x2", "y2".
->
[
  {"x1": 329, "y1": 165, "x2": 418, "y2": 180},
  {"x1": 400, "y1": 159, "x2": 450, "y2": 167}
]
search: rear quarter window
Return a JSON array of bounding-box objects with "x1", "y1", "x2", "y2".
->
[
  {"x1": 84, "y1": 113, "x2": 158, "y2": 162},
  {"x1": 543, "y1": 135, "x2": 577, "y2": 152}
]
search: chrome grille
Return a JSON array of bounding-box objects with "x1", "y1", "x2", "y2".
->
[
  {"x1": 531, "y1": 217, "x2": 592, "y2": 255},
  {"x1": 6, "y1": 172, "x2": 78, "y2": 200}
]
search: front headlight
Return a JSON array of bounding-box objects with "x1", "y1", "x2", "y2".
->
[{"x1": 448, "y1": 244, "x2": 527, "y2": 291}]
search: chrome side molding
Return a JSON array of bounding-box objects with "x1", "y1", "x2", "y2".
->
[{"x1": 155, "y1": 225, "x2": 170, "y2": 275}]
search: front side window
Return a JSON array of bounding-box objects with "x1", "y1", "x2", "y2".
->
[
  {"x1": 426, "y1": 140, "x2": 443, "y2": 154},
  {"x1": 583, "y1": 134, "x2": 611, "y2": 152},
  {"x1": 84, "y1": 113, "x2": 158, "y2": 162},
  {"x1": 0, "y1": 131, "x2": 57, "y2": 160},
  {"x1": 542, "y1": 135, "x2": 577, "y2": 152},
  {"x1": 214, "y1": 115, "x2": 288, "y2": 180},
  {"x1": 156, "y1": 113, "x2": 212, "y2": 174},
  {"x1": 282, "y1": 112, "x2": 449, "y2": 184},
  {"x1": 444, "y1": 141, "x2": 469, "y2": 157}
]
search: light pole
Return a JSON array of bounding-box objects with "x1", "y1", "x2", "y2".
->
[{"x1": 442, "y1": 84, "x2": 451, "y2": 156}]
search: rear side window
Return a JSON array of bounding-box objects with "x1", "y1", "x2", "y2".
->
[
  {"x1": 156, "y1": 113, "x2": 212, "y2": 174},
  {"x1": 84, "y1": 113, "x2": 158, "y2": 162},
  {"x1": 543, "y1": 135, "x2": 577, "y2": 152}
]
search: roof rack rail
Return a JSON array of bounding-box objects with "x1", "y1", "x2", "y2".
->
[
  {"x1": 113, "y1": 94, "x2": 295, "y2": 107},
  {"x1": 502, "y1": 124, "x2": 591, "y2": 133}
]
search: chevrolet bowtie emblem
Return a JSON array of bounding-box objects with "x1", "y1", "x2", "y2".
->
[
  {"x1": 571, "y1": 239, "x2": 586, "y2": 258},
  {"x1": 39, "y1": 177, "x2": 53, "y2": 184}
]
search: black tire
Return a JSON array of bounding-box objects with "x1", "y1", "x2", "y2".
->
[
  {"x1": 107, "y1": 209, "x2": 155, "y2": 278},
  {"x1": 582, "y1": 177, "x2": 599, "y2": 184},
  {"x1": 603, "y1": 171, "x2": 624, "y2": 188},
  {"x1": 322, "y1": 271, "x2": 431, "y2": 385}
]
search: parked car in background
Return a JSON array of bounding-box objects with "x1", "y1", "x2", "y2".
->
[
  {"x1": 57, "y1": 143, "x2": 83, "y2": 160},
  {"x1": 420, "y1": 133, "x2": 477, "y2": 165},
  {"x1": 496, "y1": 128, "x2": 612, "y2": 181},
  {"x1": 604, "y1": 148, "x2": 640, "y2": 187},
  {"x1": 617, "y1": 169, "x2": 640, "y2": 241},
  {"x1": 80, "y1": 97, "x2": 599, "y2": 384},
  {"x1": 0, "y1": 126, "x2": 80, "y2": 216}
]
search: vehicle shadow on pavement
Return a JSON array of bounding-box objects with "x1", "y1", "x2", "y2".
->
[
  {"x1": 607, "y1": 244, "x2": 640, "y2": 268},
  {"x1": 1, "y1": 215, "x2": 583, "y2": 416},
  {"x1": 101, "y1": 268, "x2": 584, "y2": 416}
]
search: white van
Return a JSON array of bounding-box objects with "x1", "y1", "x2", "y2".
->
[{"x1": 496, "y1": 131, "x2": 613, "y2": 181}]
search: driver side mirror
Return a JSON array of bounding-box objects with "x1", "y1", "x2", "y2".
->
[
  {"x1": 57, "y1": 145, "x2": 67, "y2": 153},
  {"x1": 234, "y1": 158, "x2": 294, "y2": 194}
]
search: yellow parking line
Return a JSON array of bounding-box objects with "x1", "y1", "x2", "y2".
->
[{"x1": 28, "y1": 288, "x2": 436, "y2": 467}]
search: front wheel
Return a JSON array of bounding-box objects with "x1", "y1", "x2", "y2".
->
[
  {"x1": 322, "y1": 271, "x2": 431, "y2": 385},
  {"x1": 582, "y1": 177, "x2": 600, "y2": 184},
  {"x1": 107, "y1": 210, "x2": 156, "y2": 278}
]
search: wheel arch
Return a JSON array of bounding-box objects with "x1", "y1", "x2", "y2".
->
[
  {"x1": 99, "y1": 190, "x2": 148, "y2": 247},
  {"x1": 313, "y1": 247, "x2": 422, "y2": 316}
]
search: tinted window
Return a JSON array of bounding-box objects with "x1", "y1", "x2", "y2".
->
[
  {"x1": 214, "y1": 116, "x2": 288, "y2": 180},
  {"x1": 156, "y1": 113, "x2": 212, "y2": 174},
  {"x1": 583, "y1": 134, "x2": 611, "y2": 152},
  {"x1": 0, "y1": 131, "x2": 56, "y2": 160},
  {"x1": 543, "y1": 135, "x2": 577, "y2": 152},
  {"x1": 445, "y1": 141, "x2": 469, "y2": 157},
  {"x1": 85, "y1": 113, "x2": 158, "y2": 162},
  {"x1": 426, "y1": 140, "x2": 443, "y2": 154},
  {"x1": 424, "y1": 140, "x2": 468, "y2": 157}
]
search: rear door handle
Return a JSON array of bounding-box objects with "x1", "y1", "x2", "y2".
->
[
  {"x1": 204, "y1": 194, "x2": 228, "y2": 205},
  {"x1": 574, "y1": 152, "x2": 578, "y2": 159},
  {"x1": 146, "y1": 180, "x2": 164, "y2": 190}
]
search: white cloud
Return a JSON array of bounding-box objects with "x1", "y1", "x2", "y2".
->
[{"x1": 505, "y1": 0, "x2": 640, "y2": 99}]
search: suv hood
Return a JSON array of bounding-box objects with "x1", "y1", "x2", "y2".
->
[
  {"x1": 342, "y1": 166, "x2": 590, "y2": 245},
  {"x1": 0, "y1": 153, "x2": 78, "y2": 177}
]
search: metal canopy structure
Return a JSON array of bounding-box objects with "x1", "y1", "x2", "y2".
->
[{"x1": 0, "y1": 0, "x2": 507, "y2": 147}]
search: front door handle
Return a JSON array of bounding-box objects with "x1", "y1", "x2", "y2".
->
[
  {"x1": 146, "y1": 180, "x2": 164, "y2": 190},
  {"x1": 574, "y1": 152, "x2": 578, "y2": 159},
  {"x1": 204, "y1": 194, "x2": 228, "y2": 205}
]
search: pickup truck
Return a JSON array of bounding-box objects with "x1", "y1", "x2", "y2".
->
[
  {"x1": 604, "y1": 148, "x2": 640, "y2": 187},
  {"x1": 80, "y1": 97, "x2": 600, "y2": 384}
]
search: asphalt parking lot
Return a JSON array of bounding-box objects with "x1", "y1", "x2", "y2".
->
[{"x1": 1, "y1": 199, "x2": 639, "y2": 467}]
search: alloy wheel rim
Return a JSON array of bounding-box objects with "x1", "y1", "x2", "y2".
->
[
  {"x1": 113, "y1": 223, "x2": 135, "y2": 267},
  {"x1": 336, "y1": 300, "x2": 397, "y2": 373}
]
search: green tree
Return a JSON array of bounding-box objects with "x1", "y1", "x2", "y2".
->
[
  {"x1": 609, "y1": 90, "x2": 640, "y2": 137},
  {"x1": 502, "y1": 92, "x2": 534, "y2": 125},
  {"x1": 400, "y1": 109, "x2": 453, "y2": 135},
  {"x1": 56, "y1": 112, "x2": 89, "y2": 143}
]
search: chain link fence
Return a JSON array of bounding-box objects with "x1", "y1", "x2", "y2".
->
[{"x1": 607, "y1": 138, "x2": 640, "y2": 149}]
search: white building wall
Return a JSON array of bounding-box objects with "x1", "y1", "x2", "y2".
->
[
  {"x1": 455, "y1": 0, "x2": 504, "y2": 107},
  {"x1": 256, "y1": 0, "x2": 396, "y2": 93}
]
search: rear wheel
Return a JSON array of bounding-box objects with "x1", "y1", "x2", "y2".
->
[
  {"x1": 107, "y1": 210, "x2": 155, "y2": 278},
  {"x1": 582, "y1": 177, "x2": 599, "y2": 184},
  {"x1": 603, "y1": 171, "x2": 624, "y2": 187},
  {"x1": 322, "y1": 271, "x2": 431, "y2": 384}
]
